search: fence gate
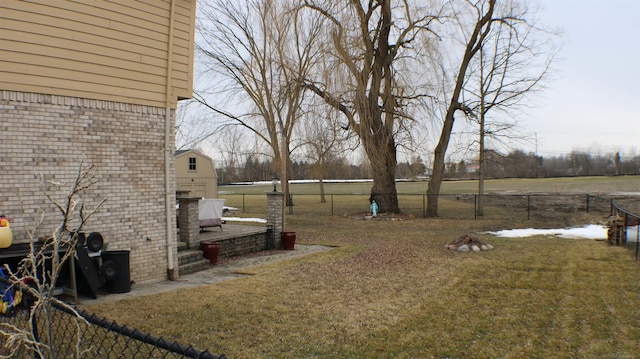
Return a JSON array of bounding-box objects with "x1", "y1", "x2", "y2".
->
[{"x1": 608, "y1": 200, "x2": 640, "y2": 261}]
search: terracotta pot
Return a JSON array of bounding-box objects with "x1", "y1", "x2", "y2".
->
[
  {"x1": 200, "y1": 241, "x2": 220, "y2": 265},
  {"x1": 281, "y1": 231, "x2": 296, "y2": 250}
]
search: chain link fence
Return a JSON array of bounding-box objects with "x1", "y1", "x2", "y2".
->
[
  {"x1": 221, "y1": 193, "x2": 636, "y2": 223},
  {"x1": 0, "y1": 300, "x2": 225, "y2": 359}
]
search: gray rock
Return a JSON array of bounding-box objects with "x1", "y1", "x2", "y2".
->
[
  {"x1": 471, "y1": 245, "x2": 481, "y2": 252},
  {"x1": 457, "y1": 244, "x2": 469, "y2": 252}
]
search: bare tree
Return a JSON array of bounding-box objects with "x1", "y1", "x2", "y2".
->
[
  {"x1": 464, "y1": 1, "x2": 557, "y2": 216},
  {"x1": 175, "y1": 101, "x2": 218, "y2": 151},
  {"x1": 425, "y1": 0, "x2": 496, "y2": 217},
  {"x1": 303, "y1": 0, "x2": 443, "y2": 213},
  {"x1": 426, "y1": 0, "x2": 556, "y2": 217},
  {"x1": 0, "y1": 164, "x2": 105, "y2": 358},
  {"x1": 210, "y1": 125, "x2": 253, "y2": 183},
  {"x1": 297, "y1": 99, "x2": 357, "y2": 203},
  {"x1": 194, "y1": 0, "x2": 325, "y2": 203},
  {"x1": 614, "y1": 151, "x2": 622, "y2": 176}
]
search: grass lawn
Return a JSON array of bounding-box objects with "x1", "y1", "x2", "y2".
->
[{"x1": 84, "y1": 210, "x2": 640, "y2": 357}]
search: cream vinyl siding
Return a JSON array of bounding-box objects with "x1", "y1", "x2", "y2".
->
[
  {"x1": 175, "y1": 150, "x2": 218, "y2": 199},
  {"x1": 0, "y1": 0, "x2": 194, "y2": 108}
]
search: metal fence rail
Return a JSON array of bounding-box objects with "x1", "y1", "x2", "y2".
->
[
  {"x1": 609, "y1": 200, "x2": 640, "y2": 261},
  {"x1": 0, "y1": 301, "x2": 225, "y2": 359}
]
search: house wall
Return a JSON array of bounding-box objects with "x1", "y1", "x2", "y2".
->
[
  {"x1": 175, "y1": 152, "x2": 218, "y2": 198},
  {"x1": 0, "y1": 0, "x2": 195, "y2": 108},
  {"x1": 0, "y1": 1, "x2": 196, "y2": 285},
  {"x1": 0, "y1": 90, "x2": 178, "y2": 284}
]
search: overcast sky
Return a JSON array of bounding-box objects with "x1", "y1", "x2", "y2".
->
[
  {"x1": 529, "y1": 0, "x2": 640, "y2": 158},
  {"x1": 189, "y1": 1, "x2": 639, "y2": 162}
]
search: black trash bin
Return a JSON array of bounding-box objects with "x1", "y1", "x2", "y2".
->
[{"x1": 101, "y1": 250, "x2": 131, "y2": 294}]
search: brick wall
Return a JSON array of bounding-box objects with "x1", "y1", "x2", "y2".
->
[
  {"x1": 0, "y1": 90, "x2": 177, "y2": 284},
  {"x1": 216, "y1": 232, "x2": 269, "y2": 257}
]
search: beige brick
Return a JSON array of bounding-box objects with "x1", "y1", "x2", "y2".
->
[{"x1": 0, "y1": 90, "x2": 178, "y2": 284}]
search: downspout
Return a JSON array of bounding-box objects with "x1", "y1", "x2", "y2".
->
[
  {"x1": 164, "y1": 0, "x2": 176, "y2": 280},
  {"x1": 281, "y1": 134, "x2": 287, "y2": 232}
]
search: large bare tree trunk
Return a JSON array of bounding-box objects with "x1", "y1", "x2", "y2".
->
[
  {"x1": 426, "y1": 111, "x2": 455, "y2": 217},
  {"x1": 364, "y1": 130, "x2": 398, "y2": 212}
]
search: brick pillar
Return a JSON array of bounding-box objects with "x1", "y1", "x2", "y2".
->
[
  {"x1": 178, "y1": 197, "x2": 200, "y2": 249},
  {"x1": 266, "y1": 192, "x2": 284, "y2": 249}
]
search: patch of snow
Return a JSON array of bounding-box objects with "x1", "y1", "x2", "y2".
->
[
  {"x1": 488, "y1": 224, "x2": 607, "y2": 240},
  {"x1": 626, "y1": 226, "x2": 639, "y2": 242},
  {"x1": 223, "y1": 217, "x2": 267, "y2": 224},
  {"x1": 228, "y1": 179, "x2": 375, "y2": 185}
]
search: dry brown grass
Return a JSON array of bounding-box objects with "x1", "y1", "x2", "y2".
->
[{"x1": 83, "y1": 211, "x2": 640, "y2": 358}]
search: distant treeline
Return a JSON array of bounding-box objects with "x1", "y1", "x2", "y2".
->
[{"x1": 216, "y1": 150, "x2": 640, "y2": 184}]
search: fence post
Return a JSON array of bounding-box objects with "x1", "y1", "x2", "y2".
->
[
  {"x1": 266, "y1": 192, "x2": 284, "y2": 249},
  {"x1": 527, "y1": 195, "x2": 531, "y2": 220},
  {"x1": 331, "y1": 194, "x2": 334, "y2": 216},
  {"x1": 242, "y1": 194, "x2": 245, "y2": 213},
  {"x1": 586, "y1": 194, "x2": 590, "y2": 215},
  {"x1": 423, "y1": 193, "x2": 426, "y2": 218},
  {"x1": 474, "y1": 194, "x2": 477, "y2": 220}
]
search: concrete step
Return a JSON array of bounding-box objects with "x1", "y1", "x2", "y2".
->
[
  {"x1": 179, "y1": 259, "x2": 210, "y2": 276},
  {"x1": 178, "y1": 249, "x2": 205, "y2": 266},
  {"x1": 177, "y1": 241, "x2": 189, "y2": 251},
  {"x1": 177, "y1": 246, "x2": 212, "y2": 276}
]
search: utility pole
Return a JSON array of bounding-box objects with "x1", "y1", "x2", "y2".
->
[
  {"x1": 535, "y1": 132, "x2": 538, "y2": 178},
  {"x1": 477, "y1": 47, "x2": 486, "y2": 217}
]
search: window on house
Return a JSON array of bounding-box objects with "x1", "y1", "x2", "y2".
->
[{"x1": 189, "y1": 157, "x2": 196, "y2": 171}]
